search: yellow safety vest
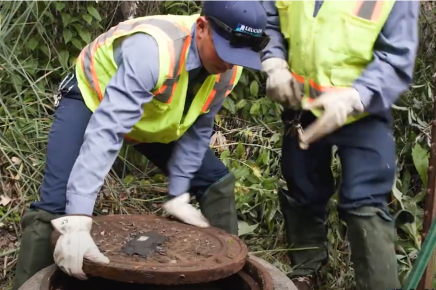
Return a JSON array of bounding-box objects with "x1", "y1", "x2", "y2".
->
[
  {"x1": 75, "y1": 14, "x2": 243, "y2": 144},
  {"x1": 275, "y1": 1, "x2": 395, "y2": 124}
]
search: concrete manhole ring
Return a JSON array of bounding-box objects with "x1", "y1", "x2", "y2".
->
[{"x1": 51, "y1": 214, "x2": 248, "y2": 285}]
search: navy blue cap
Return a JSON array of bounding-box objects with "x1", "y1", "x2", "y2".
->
[{"x1": 201, "y1": 1, "x2": 267, "y2": 70}]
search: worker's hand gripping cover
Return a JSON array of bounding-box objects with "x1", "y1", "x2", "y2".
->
[
  {"x1": 162, "y1": 192, "x2": 210, "y2": 228},
  {"x1": 51, "y1": 215, "x2": 110, "y2": 280},
  {"x1": 262, "y1": 57, "x2": 302, "y2": 108},
  {"x1": 299, "y1": 88, "x2": 364, "y2": 149}
]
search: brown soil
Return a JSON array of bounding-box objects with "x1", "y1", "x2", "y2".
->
[{"x1": 0, "y1": 226, "x2": 18, "y2": 282}]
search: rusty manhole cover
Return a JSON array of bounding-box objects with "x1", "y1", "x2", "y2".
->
[{"x1": 51, "y1": 214, "x2": 248, "y2": 285}]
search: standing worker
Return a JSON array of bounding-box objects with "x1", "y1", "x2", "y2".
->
[
  {"x1": 13, "y1": 1, "x2": 270, "y2": 289},
  {"x1": 261, "y1": 1, "x2": 419, "y2": 290}
]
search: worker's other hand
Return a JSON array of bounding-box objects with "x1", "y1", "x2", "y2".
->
[
  {"x1": 162, "y1": 193, "x2": 210, "y2": 228},
  {"x1": 299, "y1": 88, "x2": 364, "y2": 149},
  {"x1": 262, "y1": 57, "x2": 301, "y2": 108},
  {"x1": 51, "y1": 215, "x2": 110, "y2": 280}
]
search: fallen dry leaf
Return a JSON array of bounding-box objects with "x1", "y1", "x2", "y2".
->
[
  {"x1": 11, "y1": 157, "x2": 21, "y2": 165},
  {"x1": 0, "y1": 195, "x2": 11, "y2": 206}
]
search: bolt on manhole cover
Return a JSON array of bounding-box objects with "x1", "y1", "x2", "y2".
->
[{"x1": 51, "y1": 214, "x2": 248, "y2": 285}]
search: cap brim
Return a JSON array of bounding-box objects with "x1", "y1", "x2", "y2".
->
[{"x1": 211, "y1": 29, "x2": 262, "y2": 71}]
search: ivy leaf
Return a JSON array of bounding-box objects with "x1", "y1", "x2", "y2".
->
[
  {"x1": 236, "y1": 99, "x2": 247, "y2": 110},
  {"x1": 63, "y1": 29, "x2": 72, "y2": 44},
  {"x1": 250, "y1": 80, "x2": 259, "y2": 96},
  {"x1": 250, "y1": 101, "x2": 261, "y2": 115},
  {"x1": 411, "y1": 143, "x2": 429, "y2": 186},
  {"x1": 270, "y1": 133, "x2": 281, "y2": 144},
  {"x1": 61, "y1": 13, "x2": 71, "y2": 27},
  {"x1": 238, "y1": 221, "x2": 259, "y2": 236},
  {"x1": 55, "y1": 2, "x2": 65, "y2": 11},
  {"x1": 83, "y1": 14, "x2": 93, "y2": 25},
  {"x1": 78, "y1": 30, "x2": 91, "y2": 45},
  {"x1": 27, "y1": 37, "x2": 38, "y2": 50},
  {"x1": 223, "y1": 97, "x2": 236, "y2": 114},
  {"x1": 236, "y1": 142, "x2": 245, "y2": 159},
  {"x1": 71, "y1": 38, "x2": 83, "y2": 50},
  {"x1": 58, "y1": 50, "x2": 70, "y2": 69},
  {"x1": 87, "y1": 6, "x2": 102, "y2": 21}
]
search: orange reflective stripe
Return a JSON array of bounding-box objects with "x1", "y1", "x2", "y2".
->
[
  {"x1": 201, "y1": 75, "x2": 220, "y2": 113},
  {"x1": 291, "y1": 72, "x2": 348, "y2": 99},
  {"x1": 291, "y1": 72, "x2": 304, "y2": 84},
  {"x1": 124, "y1": 135, "x2": 139, "y2": 144},
  {"x1": 80, "y1": 41, "x2": 102, "y2": 99},
  {"x1": 290, "y1": 72, "x2": 305, "y2": 94},
  {"x1": 153, "y1": 35, "x2": 192, "y2": 104},
  {"x1": 352, "y1": 1, "x2": 384, "y2": 21},
  {"x1": 79, "y1": 18, "x2": 190, "y2": 102},
  {"x1": 224, "y1": 68, "x2": 239, "y2": 97},
  {"x1": 201, "y1": 68, "x2": 238, "y2": 113}
]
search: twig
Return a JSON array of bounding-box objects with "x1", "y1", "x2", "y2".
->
[{"x1": 0, "y1": 248, "x2": 18, "y2": 258}]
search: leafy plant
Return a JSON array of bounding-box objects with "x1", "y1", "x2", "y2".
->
[{"x1": 0, "y1": 1, "x2": 435, "y2": 289}]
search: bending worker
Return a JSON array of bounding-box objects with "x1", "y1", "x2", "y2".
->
[
  {"x1": 13, "y1": 1, "x2": 270, "y2": 289},
  {"x1": 261, "y1": 1, "x2": 419, "y2": 290}
]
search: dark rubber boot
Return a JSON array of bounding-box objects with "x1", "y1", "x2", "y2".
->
[
  {"x1": 343, "y1": 206, "x2": 401, "y2": 290},
  {"x1": 12, "y1": 208, "x2": 60, "y2": 290},
  {"x1": 199, "y1": 173, "x2": 238, "y2": 235},
  {"x1": 278, "y1": 188, "x2": 328, "y2": 289}
]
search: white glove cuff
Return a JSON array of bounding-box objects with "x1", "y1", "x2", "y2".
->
[
  {"x1": 51, "y1": 215, "x2": 93, "y2": 234},
  {"x1": 261, "y1": 57, "x2": 289, "y2": 74}
]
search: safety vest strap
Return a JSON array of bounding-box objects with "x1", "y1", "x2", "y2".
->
[
  {"x1": 201, "y1": 67, "x2": 239, "y2": 113},
  {"x1": 79, "y1": 17, "x2": 190, "y2": 102},
  {"x1": 149, "y1": 18, "x2": 192, "y2": 104}
]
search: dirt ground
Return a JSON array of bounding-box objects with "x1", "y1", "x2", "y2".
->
[{"x1": 0, "y1": 226, "x2": 19, "y2": 288}]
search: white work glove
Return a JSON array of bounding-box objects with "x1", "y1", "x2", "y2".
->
[
  {"x1": 298, "y1": 88, "x2": 364, "y2": 149},
  {"x1": 51, "y1": 215, "x2": 110, "y2": 280},
  {"x1": 162, "y1": 193, "x2": 210, "y2": 228},
  {"x1": 262, "y1": 57, "x2": 302, "y2": 107}
]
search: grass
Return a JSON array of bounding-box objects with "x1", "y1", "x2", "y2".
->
[{"x1": 1, "y1": 1, "x2": 436, "y2": 290}]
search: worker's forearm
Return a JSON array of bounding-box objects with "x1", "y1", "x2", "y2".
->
[
  {"x1": 261, "y1": 1, "x2": 287, "y2": 62},
  {"x1": 353, "y1": 1, "x2": 419, "y2": 114},
  {"x1": 65, "y1": 33, "x2": 160, "y2": 215},
  {"x1": 167, "y1": 99, "x2": 225, "y2": 197},
  {"x1": 65, "y1": 95, "x2": 140, "y2": 215}
]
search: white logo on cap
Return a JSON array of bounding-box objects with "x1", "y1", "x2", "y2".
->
[{"x1": 235, "y1": 24, "x2": 262, "y2": 36}]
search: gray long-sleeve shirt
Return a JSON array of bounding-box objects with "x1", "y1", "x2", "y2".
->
[
  {"x1": 261, "y1": 1, "x2": 420, "y2": 115},
  {"x1": 65, "y1": 25, "x2": 225, "y2": 215}
]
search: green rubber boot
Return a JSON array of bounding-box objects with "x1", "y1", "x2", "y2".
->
[
  {"x1": 343, "y1": 206, "x2": 401, "y2": 290},
  {"x1": 12, "y1": 208, "x2": 60, "y2": 290},
  {"x1": 199, "y1": 172, "x2": 238, "y2": 235},
  {"x1": 278, "y1": 188, "x2": 328, "y2": 289}
]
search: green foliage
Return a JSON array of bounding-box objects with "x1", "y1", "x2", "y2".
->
[{"x1": 0, "y1": 1, "x2": 435, "y2": 289}]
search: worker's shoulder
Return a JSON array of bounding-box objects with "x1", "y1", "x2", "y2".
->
[
  {"x1": 122, "y1": 32, "x2": 158, "y2": 49},
  {"x1": 118, "y1": 32, "x2": 159, "y2": 62}
]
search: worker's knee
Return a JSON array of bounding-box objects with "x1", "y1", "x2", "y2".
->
[
  {"x1": 338, "y1": 158, "x2": 395, "y2": 212},
  {"x1": 335, "y1": 116, "x2": 396, "y2": 212}
]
